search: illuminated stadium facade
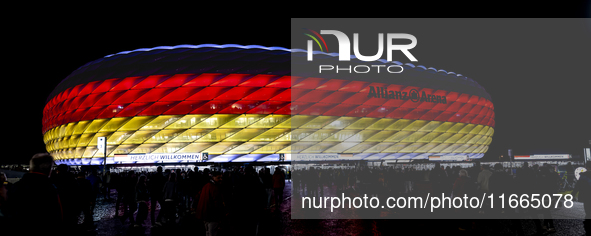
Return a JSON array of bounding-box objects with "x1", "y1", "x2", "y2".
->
[{"x1": 42, "y1": 44, "x2": 494, "y2": 166}]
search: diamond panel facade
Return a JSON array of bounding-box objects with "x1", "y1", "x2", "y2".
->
[{"x1": 42, "y1": 45, "x2": 494, "y2": 164}]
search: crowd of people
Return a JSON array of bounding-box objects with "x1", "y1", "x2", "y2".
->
[
  {"x1": 2, "y1": 153, "x2": 591, "y2": 235},
  {"x1": 0, "y1": 153, "x2": 287, "y2": 236},
  {"x1": 293, "y1": 162, "x2": 565, "y2": 199}
]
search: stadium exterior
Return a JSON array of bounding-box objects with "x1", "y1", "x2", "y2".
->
[{"x1": 42, "y1": 44, "x2": 495, "y2": 166}]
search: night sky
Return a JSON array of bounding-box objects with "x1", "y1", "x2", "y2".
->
[{"x1": 4, "y1": 12, "x2": 591, "y2": 165}]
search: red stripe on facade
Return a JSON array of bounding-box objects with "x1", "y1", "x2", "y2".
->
[{"x1": 43, "y1": 73, "x2": 496, "y2": 133}]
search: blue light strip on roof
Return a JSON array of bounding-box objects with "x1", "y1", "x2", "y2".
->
[
  {"x1": 103, "y1": 44, "x2": 472, "y2": 81},
  {"x1": 104, "y1": 44, "x2": 292, "y2": 58}
]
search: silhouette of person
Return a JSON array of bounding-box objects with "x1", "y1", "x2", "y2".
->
[
  {"x1": 6, "y1": 153, "x2": 63, "y2": 234},
  {"x1": 196, "y1": 171, "x2": 225, "y2": 236},
  {"x1": 272, "y1": 167, "x2": 286, "y2": 211}
]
